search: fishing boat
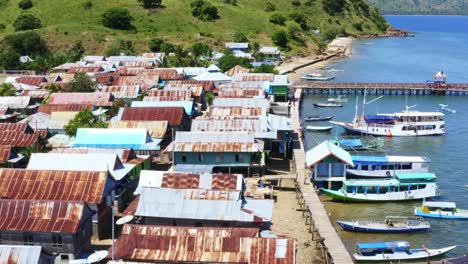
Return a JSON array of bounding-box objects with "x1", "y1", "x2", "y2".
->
[
  {"x1": 305, "y1": 125, "x2": 333, "y2": 132},
  {"x1": 300, "y1": 73, "x2": 335, "y2": 81},
  {"x1": 329, "y1": 137, "x2": 384, "y2": 151},
  {"x1": 305, "y1": 115, "x2": 333, "y2": 122},
  {"x1": 415, "y1": 201, "x2": 468, "y2": 219},
  {"x1": 439, "y1": 104, "x2": 456, "y2": 113},
  {"x1": 347, "y1": 156, "x2": 430, "y2": 178},
  {"x1": 337, "y1": 216, "x2": 430, "y2": 233},
  {"x1": 327, "y1": 95, "x2": 348, "y2": 103},
  {"x1": 313, "y1": 102, "x2": 343, "y2": 108},
  {"x1": 320, "y1": 172, "x2": 439, "y2": 202},
  {"x1": 353, "y1": 241, "x2": 456, "y2": 262}
]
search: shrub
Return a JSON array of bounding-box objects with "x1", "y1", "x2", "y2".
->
[
  {"x1": 102, "y1": 7, "x2": 133, "y2": 29},
  {"x1": 191, "y1": 0, "x2": 219, "y2": 21},
  {"x1": 271, "y1": 30, "x2": 289, "y2": 47},
  {"x1": 0, "y1": 50, "x2": 21, "y2": 70},
  {"x1": 139, "y1": 0, "x2": 162, "y2": 9},
  {"x1": 218, "y1": 55, "x2": 251, "y2": 72},
  {"x1": 269, "y1": 13, "x2": 287, "y2": 25},
  {"x1": 323, "y1": 0, "x2": 346, "y2": 16},
  {"x1": 4, "y1": 31, "x2": 49, "y2": 56},
  {"x1": 69, "y1": 72, "x2": 97, "y2": 93},
  {"x1": 252, "y1": 64, "x2": 278, "y2": 74},
  {"x1": 352, "y1": 22, "x2": 363, "y2": 31},
  {"x1": 18, "y1": 0, "x2": 33, "y2": 10},
  {"x1": 264, "y1": 2, "x2": 276, "y2": 12},
  {"x1": 233, "y1": 32, "x2": 248, "y2": 42},
  {"x1": 64, "y1": 109, "x2": 107, "y2": 137},
  {"x1": 286, "y1": 21, "x2": 301, "y2": 38},
  {"x1": 304, "y1": 0, "x2": 315, "y2": 6},
  {"x1": 191, "y1": 43, "x2": 212, "y2": 57},
  {"x1": 0, "y1": 24, "x2": 5, "y2": 31},
  {"x1": 291, "y1": 0, "x2": 301, "y2": 7},
  {"x1": 13, "y1": 14, "x2": 42, "y2": 31},
  {"x1": 83, "y1": 1, "x2": 93, "y2": 9},
  {"x1": 289, "y1": 11, "x2": 308, "y2": 30},
  {"x1": 148, "y1": 38, "x2": 164, "y2": 52},
  {"x1": 160, "y1": 42, "x2": 175, "y2": 53}
]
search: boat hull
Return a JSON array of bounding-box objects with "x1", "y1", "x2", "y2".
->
[
  {"x1": 305, "y1": 126, "x2": 333, "y2": 132},
  {"x1": 336, "y1": 221, "x2": 430, "y2": 233},
  {"x1": 305, "y1": 116, "x2": 333, "y2": 122},
  {"x1": 331, "y1": 121, "x2": 445, "y2": 137},
  {"x1": 414, "y1": 208, "x2": 468, "y2": 219},
  {"x1": 314, "y1": 103, "x2": 343, "y2": 108},
  {"x1": 320, "y1": 186, "x2": 439, "y2": 202},
  {"x1": 354, "y1": 246, "x2": 456, "y2": 262}
]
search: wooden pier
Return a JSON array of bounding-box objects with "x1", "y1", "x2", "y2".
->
[{"x1": 292, "y1": 81, "x2": 468, "y2": 96}]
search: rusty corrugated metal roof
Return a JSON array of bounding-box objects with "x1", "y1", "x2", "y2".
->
[
  {"x1": 148, "y1": 89, "x2": 192, "y2": 101},
  {"x1": 23, "y1": 89, "x2": 49, "y2": 99},
  {"x1": 160, "y1": 173, "x2": 239, "y2": 190},
  {"x1": 114, "y1": 76, "x2": 160, "y2": 90},
  {"x1": 167, "y1": 80, "x2": 214, "y2": 92},
  {"x1": 168, "y1": 142, "x2": 261, "y2": 152},
  {"x1": 111, "y1": 224, "x2": 295, "y2": 264},
  {"x1": 210, "y1": 107, "x2": 266, "y2": 117},
  {"x1": 67, "y1": 66, "x2": 103, "y2": 73},
  {"x1": 100, "y1": 85, "x2": 140, "y2": 99},
  {"x1": 0, "y1": 169, "x2": 108, "y2": 204},
  {"x1": 218, "y1": 88, "x2": 265, "y2": 98},
  {"x1": 121, "y1": 107, "x2": 185, "y2": 126},
  {"x1": 38, "y1": 104, "x2": 93, "y2": 114},
  {"x1": 0, "y1": 199, "x2": 88, "y2": 233},
  {"x1": 0, "y1": 132, "x2": 39, "y2": 147},
  {"x1": 165, "y1": 85, "x2": 204, "y2": 97},
  {"x1": 94, "y1": 72, "x2": 120, "y2": 86},
  {"x1": 16, "y1": 76, "x2": 47, "y2": 86},
  {"x1": 48, "y1": 92, "x2": 113, "y2": 106},
  {"x1": 232, "y1": 73, "x2": 274, "y2": 82},
  {"x1": 0, "y1": 123, "x2": 28, "y2": 132},
  {"x1": 121, "y1": 61, "x2": 155, "y2": 68},
  {"x1": 0, "y1": 146, "x2": 11, "y2": 163},
  {"x1": 118, "y1": 68, "x2": 184, "y2": 80},
  {"x1": 109, "y1": 120, "x2": 168, "y2": 138},
  {"x1": 191, "y1": 118, "x2": 267, "y2": 133},
  {"x1": 225, "y1": 65, "x2": 251, "y2": 76}
]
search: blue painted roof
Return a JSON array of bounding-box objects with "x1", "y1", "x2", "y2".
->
[
  {"x1": 131, "y1": 101, "x2": 194, "y2": 115},
  {"x1": 340, "y1": 139, "x2": 362, "y2": 147},
  {"x1": 72, "y1": 128, "x2": 161, "y2": 150},
  {"x1": 357, "y1": 241, "x2": 410, "y2": 251},
  {"x1": 351, "y1": 155, "x2": 388, "y2": 165}
]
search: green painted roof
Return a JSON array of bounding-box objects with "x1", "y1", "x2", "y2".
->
[{"x1": 395, "y1": 172, "x2": 436, "y2": 181}]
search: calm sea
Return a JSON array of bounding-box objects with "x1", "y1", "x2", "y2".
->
[{"x1": 303, "y1": 15, "x2": 468, "y2": 260}]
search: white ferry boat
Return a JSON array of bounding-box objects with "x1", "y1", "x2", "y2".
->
[
  {"x1": 347, "y1": 155, "x2": 430, "y2": 178},
  {"x1": 331, "y1": 110, "x2": 446, "y2": 136}
]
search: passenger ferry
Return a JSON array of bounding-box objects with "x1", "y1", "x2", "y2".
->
[
  {"x1": 347, "y1": 155, "x2": 430, "y2": 178},
  {"x1": 320, "y1": 172, "x2": 439, "y2": 202},
  {"x1": 331, "y1": 110, "x2": 446, "y2": 137},
  {"x1": 415, "y1": 201, "x2": 468, "y2": 219}
]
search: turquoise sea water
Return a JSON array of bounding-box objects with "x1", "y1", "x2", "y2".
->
[{"x1": 303, "y1": 15, "x2": 468, "y2": 261}]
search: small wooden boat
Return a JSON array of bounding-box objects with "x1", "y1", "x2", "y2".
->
[
  {"x1": 415, "y1": 201, "x2": 468, "y2": 219},
  {"x1": 439, "y1": 104, "x2": 456, "y2": 113},
  {"x1": 354, "y1": 241, "x2": 456, "y2": 262},
  {"x1": 313, "y1": 103, "x2": 343, "y2": 108},
  {"x1": 301, "y1": 73, "x2": 335, "y2": 81},
  {"x1": 337, "y1": 216, "x2": 430, "y2": 233},
  {"x1": 305, "y1": 125, "x2": 333, "y2": 132},
  {"x1": 305, "y1": 115, "x2": 333, "y2": 122}
]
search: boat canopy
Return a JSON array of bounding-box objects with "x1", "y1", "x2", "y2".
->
[
  {"x1": 365, "y1": 115, "x2": 395, "y2": 124},
  {"x1": 351, "y1": 155, "x2": 429, "y2": 165},
  {"x1": 339, "y1": 139, "x2": 362, "y2": 147},
  {"x1": 344, "y1": 179, "x2": 399, "y2": 187},
  {"x1": 380, "y1": 111, "x2": 444, "y2": 117},
  {"x1": 357, "y1": 241, "x2": 410, "y2": 252},
  {"x1": 395, "y1": 173, "x2": 436, "y2": 181},
  {"x1": 422, "y1": 201, "x2": 456, "y2": 209}
]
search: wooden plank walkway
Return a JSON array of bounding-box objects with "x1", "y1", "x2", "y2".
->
[{"x1": 291, "y1": 88, "x2": 354, "y2": 264}]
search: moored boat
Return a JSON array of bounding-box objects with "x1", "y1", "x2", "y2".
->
[
  {"x1": 337, "y1": 216, "x2": 430, "y2": 233},
  {"x1": 320, "y1": 172, "x2": 439, "y2": 202},
  {"x1": 327, "y1": 95, "x2": 348, "y2": 103},
  {"x1": 305, "y1": 125, "x2": 333, "y2": 132},
  {"x1": 415, "y1": 201, "x2": 468, "y2": 219},
  {"x1": 439, "y1": 104, "x2": 456, "y2": 113},
  {"x1": 353, "y1": 241, "x2": 456, "y2": 262},
  {"x1": 313, "y1": 102, "x2": 343, "y2": 108},
  {"x1": 346, "y1": 156, "x2": 430, "y2": 178},
  {"x1": 329, "y1": 137, "x2": 385, "y2": 151},
  {"x1": 301, "y1": 73, "x2": 335, "y2": 81},
  {"x1": 305, "y1": 115, "x2": 333, "y2": 122}
]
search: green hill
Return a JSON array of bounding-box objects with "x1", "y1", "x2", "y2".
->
[
  {"x1": 0, "y1": 0, "x2": 388, "y2": 55},
  {"x1": 366, "y1": 0, "x2": 468, "y2": 15}
]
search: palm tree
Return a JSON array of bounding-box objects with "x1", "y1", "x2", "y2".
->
[{"x1": 0, "y1": 83, "x2": 16, "y2": 96}]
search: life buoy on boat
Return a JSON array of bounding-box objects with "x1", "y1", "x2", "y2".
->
[{"x1": 386, "y1": 130, "x2": 392, "y2": 137}]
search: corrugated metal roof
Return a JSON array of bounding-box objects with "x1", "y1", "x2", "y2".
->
[
  {"x1": 0, "y1": 199, "x2": 89, "y2": 233},
  {"x1": 0, "y1": 132, "x2": 39, "y2": 147},
  {"x1": 67, "y1": 66, "x2": 103, "y2": 73},
  {"x1": 16, "y1": 76, "x2": 47, "y2": 86},
  {"x1": 167, "y1": 132, "x2": 263, "y2": 152},
  {"x1": 111, "y1": 224, "x2": 294, "y2": 264},
  {"x1": 0, "y1": 123, "x2": 29, "y2": 132},
  {"x1": 48, "y1": 92, "x2": 113, "y2": 106},
  {"x1": 73, "y1": 128, "x2": 161, "y2": 150},
  {"x1": 148, "y1": 89, "x2": 192, "y2": 101},
  {"x1": 175, "y1": 131, "x2": 255, "y2": 143},
  {"x1": 27, "y1": 153, "x2": 135, "y2": 181},
  {"x1": 217, "y1": 88, "x2": 265, "y2": 98},
  {"x1": 232, "y1": 73, "x2": 275, "y2": 82},
  {"x1": 114, "y1": 76, "x2": 160, "y2": 90},
  {"x1": 118, "y1": 68, "x2": 184, "y2": 80},
  {"x1": 225, "y1": 81, "x2": 266, "y2": 89},
  {"x1": 109, "y1": 120, "x2": 168, "y2": 138},
  {"x1": 191, "y1": 118, "x2": 267, "y2": 133},
  {"x1": 135, "y1": 187, "x2": 272, "y2": 222},
  {"x1": 210, "y1": 107, "x2": 266, "y2": 117},
  {"x1": 259, "y1": 46, "x2": 280, "y2": 54},
  {"x1": 49, "y1": 111, "x2": 78, "y2": 130},
  {"x1": 306, "y1": 140, "x2": 354, "y2": 168},
  {"x1": 167, "y1": 80, "x2": 215, "y2": 92},
  {"x1": 22, "y1": 89, "x2": 49, "y2": 99},
  {"x1": 168, "y1": 142, "x2": 262, "y2": 152},
  {"x1": 51, "y1": 147, "x2": 138, "y2": 163},
  {"x1": 225, "y1": 42, "x2": 249, "y2": 49},
  {"x1": 100, "y1": 85, "x2": 141, "y2": 99},
  {"x1": 0, "y1": 96, "x2": 32, "y2": 109},
  {"x1": 38, "y1": 103, "x2": 93, "y2": 114},
  {"x1": 213, "y1": 98, "x2": 270, "y2": 109},
  {"x1": 165, "y1": 85, "x2": 204, "y2": 97},
  {"x1": 225, "y1": 65, "x2": 251, "y2": 76},
  {"x1": 0, "y1": 169, "x2": 109, "y2": 204},
  {"x1": 131, "y1": 100, "x2": 194, "y2": 115},
  {"x1": 0, "y1": 245, "x2": 43, "y2": 264},
  {"x1": 0, "y1": 146, "x2": 11, "y2": 163},
  {"x1": 53, "y1": 62, "x2": 79, "y2": 70},
  {"x1": 121, "y1": 107, "x2": 185, "y2": 127},
  {"x1": 121, "y1": 61, "x2": 155, "y2": 68}
]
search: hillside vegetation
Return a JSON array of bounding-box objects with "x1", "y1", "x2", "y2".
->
[
  {"x1": 0, "y1": 0, "x2": 388, "y2": 56},
  {"x1": 367, "y1": 0, "x2": 468, "y2": 15}
]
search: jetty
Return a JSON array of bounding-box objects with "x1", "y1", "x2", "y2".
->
[
  {"x1": 290, "y1": 88, "x2": 354, "y2": 264},
  {"x1": 292, "y1": 81, "x2": 468, "y2": 96}
]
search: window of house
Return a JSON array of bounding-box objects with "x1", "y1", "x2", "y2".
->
[
  {"x1": 181, "y1": 153, "x2": 187, "y2": 162},
  {"x1": 60, "y1": 255, "x2": 69, "y2": 261},
  {"x1": 198, "y1": 153, "x2": 203, "y2": 162},
  {"x1": 23, "y1": 234, "x2": 33, "y2": 246},
  {"x1": 216, "y1": 154, "x2": 224, "y2": 163},
  {"x1": 52, "y1": 234, "x2": 63, "y2": 250},
  {"x1": 235, "y1": 154, "x2": 243, "y2": 163}
]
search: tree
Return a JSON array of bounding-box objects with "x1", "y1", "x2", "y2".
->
[
  {"x1": 45, "y1": 83, "x2": 63, "y2": 94},
  {"x1": 271, "y1": 30, "x2": 289, "y2": 47},
  {"x1": 217, "y1": 55, "x2": 251, "y2": 72},
  {"x1": 264, "y1": 2, "x2": 276, "y2": 12},
  {"x1": 291, "y1": 0, "x2": 301, "y2": 7},
  {"x1": 233, "y1": 32, "x2": 248, "y2": 42},
  {"x1": 148, "y1": 38, "x2": 164, "y2": 52},
  {"x1": 286, "y1": 21, "x2": 301, "y2": 39},
  {"x1": 252, "y1": 64, "x2": 278, "y2": 74},
  {"x1": 68, "y1": 72, "x2": 97, "y2": 93},
  {"x1": 191, "y1": 43, "x2": 212, "y2": 58},
  {"x1": 0, "y1": 83, "x2": 16, "y2": 96},
  {"x1": 191, "y1": 0, "x2": 219, "y2": 21},
  {"x1": 289, "y1": 11, "x2": 308, "y2": 30},
  {"x1": 160, "y1": 42, "x2": 175, "y2": 53},
  {"x1": 118, "y1": 39, "x2": 136, "y2": 55},
  {"x1": 67, "y1": 41, "x2": 86, "y2": 62},
  {"x1": 13, "y1": 14, "x2": 42, "y2": 31},
  {"x1": 18, "y1": 0, "x2": 33, "y2": 10},
  {"x1": 269, "y1": 13, "x2": 287, "y2": 25},
  {"x1": 64, "y1": 109, "x2": 108, "y2": 137},
  {"x1": 4, "y1": 31, "x2": 49, "y2": 57},
  {"x1": 322, "y1": 0, "x2": 346, "y2": 16},
  {"x1": 0, "y1": 50, "x2": 20, "y2": 70},
  {"x1": 204, "y1": 93, "x2": 215, "y2": 105},
  {"x1": 139, "y1": 0, "x2": 162, "y2": 9},
  {"x1": 102, "y1": 8, "x2": 133, "y2": 29}
]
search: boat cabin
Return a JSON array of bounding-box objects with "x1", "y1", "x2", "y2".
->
[
  {"x1": 347, "y1": 155, "x2": 430, "y2": 177},
  {"x1": 388, "y1": 111, "x2": 444, "y2": 123},
  {"x1": 357, "y1": 241, "x2": 411, "y2": 256},
  {"x1": 421, "y1": 201, "x2": 457, "y2": 214},
  {"x1": 343, "y1": 173, "x2": 436, "y2": 194}
]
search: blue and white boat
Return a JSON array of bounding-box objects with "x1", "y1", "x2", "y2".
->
[
  {"x1": 337, "y1": 216, "x2": 430, "y2": 233},
  {"x1": 354, "y1": 241, "x2": 456, "y2": 262},
  {"x1": 415, "y1": 201, "x2": 468, "y2": 219},
  {"x1": 347, "y1": 155, "x2": 430, "y2": 178}
]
